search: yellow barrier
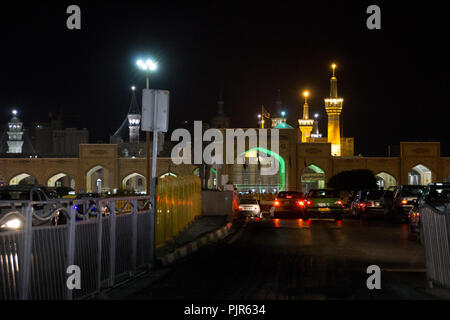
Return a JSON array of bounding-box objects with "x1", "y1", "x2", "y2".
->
[{"x1": 155, "y1": 175, "x2": 201, "y2": 248}]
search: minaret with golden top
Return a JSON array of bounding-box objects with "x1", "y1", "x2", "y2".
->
[
  {"x1": 298, "y1": 90, "x2": 314, "y2": 142},
  {"x1": 325, "y1": 63, "x2": 344, "y2": 156}
]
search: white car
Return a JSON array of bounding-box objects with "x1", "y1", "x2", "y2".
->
[{"x1": 237, "y1": 199, "x2": 262, "y2": 218}]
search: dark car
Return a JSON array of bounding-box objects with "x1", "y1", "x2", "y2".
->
[
  {"x1": 303, "y1": 189, "x2": 343, "y2": 221},
  {"x1": 384, "y1": 185, "x2": 425, "y2": 222},
  {"x1": 269, "y1": 191, "x2": 304, "y2": 218},
  {"x1": 350, "y1": 189, "x2": 385, "y2": 219},
  {"x1": 0, "y1": 185, "x2": 59, "y2": 231},
  {"x1": 408, "y1": 183, "x2": 450, "y2": 242}
]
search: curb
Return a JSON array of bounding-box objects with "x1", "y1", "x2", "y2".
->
[{"x1": 160, "y1": 222, "x2": 233, "y2": 266}]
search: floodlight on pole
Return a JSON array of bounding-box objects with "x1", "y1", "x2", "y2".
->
[
  {"x1": 12, "y1": 109, "x2": 17, "y2": 116},
  {"x1": 281, "y1": 111, "x2": 286, "y2": 117},
  {"x1": 131, "y1": 86, "x2": 136, "y2": 91}
]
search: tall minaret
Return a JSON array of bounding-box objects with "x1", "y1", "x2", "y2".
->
[
  {"x1": 7, "y1": 109, "x2": 24, "y2": 153},
  {"x1": 325, "y1": 63, "x2": 344, "y2": 156},
  {"x1": 127, "y1": 86, "x2": 141, "y2": 143},
  {"x1": 298, "y1": 90, "x2": 314, "y2": 142}
]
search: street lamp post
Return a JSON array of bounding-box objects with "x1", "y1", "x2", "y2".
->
[
  {"x1": 137, "y1": 58, "x2": 158, "y2": 265},
  {"x1": 136, "y1": 59, "x2": 157, "y2": 196}
]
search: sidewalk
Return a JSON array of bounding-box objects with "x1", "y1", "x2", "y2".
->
[
  {"x1": 96, "y1": 215, "x2": 234, "y2": 300},
  {"x1": 156, "y1": 215, "x2": 231, "y2": 260}
]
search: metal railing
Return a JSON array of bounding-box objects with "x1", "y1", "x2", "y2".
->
[
  {"x1": 0, "y1": 196, "x2": 153, "y2": 300},
  {"x1": 420, "y1": 203, "x2": 450, "y2": 289}
]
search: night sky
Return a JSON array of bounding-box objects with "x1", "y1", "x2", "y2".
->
[{"x1": 0, "y1": 1, "x2": 448, "y2": 156}]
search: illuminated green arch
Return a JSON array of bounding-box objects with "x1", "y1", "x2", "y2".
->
[
  {"x1": 238, "y1": 147, "x2": 285, "y2": 191},
  {"x1": 193, "y1": 167, "x2": 217, "y2": 176}
]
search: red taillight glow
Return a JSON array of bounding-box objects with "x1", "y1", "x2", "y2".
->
[
  {"x1": 401, "y1": 200, "x2": 408, "y2": 205},
  {"x1": 297, "y1": 200, "x2": 305, "y2": 206},
  {"x1": 306, "y1": 200, "x2": 313, "y2": 206},
  {"x1": 335, "y1": 200, "x2": 343, "y2": 206},
  {"x1": 238, "y1": 206, "x2": 243, "y2": 210},
  {"x1": 274, "y1": 200, "x2": 280, "y2": 207}
]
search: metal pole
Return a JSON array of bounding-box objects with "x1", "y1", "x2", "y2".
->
[
  {"x1": 66, "y1": 204, "x2": 77, "y2": 300},
  {"x1": 146, "y1": 74, "x2": 151, "y2": 196},
  {"x1": 149, "y1": 91, "x2": 158, "y2": 264},
  {"x1": 18, "y1": 203, "x2": 33, "y2": 300}
]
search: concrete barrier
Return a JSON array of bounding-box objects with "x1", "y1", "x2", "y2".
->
[{"x1": 201, "y1": 190, "x2": 238, "y2": 216}]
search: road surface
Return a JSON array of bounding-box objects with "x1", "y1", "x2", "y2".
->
[{"x1": 114, "y1": 217, "x2": 431, "y2": 300}]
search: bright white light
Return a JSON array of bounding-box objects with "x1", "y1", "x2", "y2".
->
[
  {"x1": 12, "y1": 109, "x2": 17, "y2": 115},
  {"x1": 1, "y1": 218, "x2": 22, "y2": 230},
  {"x1": 314, "y1": 113, "x2": 319, "y2": 118},
  {"x1": 146, "y1": 59, "x2": 157, "y2": 71},
  {"x1": 131, "y1": 86, "x2": 136, "y2": 91},
  {"x1": 281, "y1": 111, "x2": 286, "y2": 117},
  {"x1": 257, "y1": 114, "x2": 261, "y2": 118}
]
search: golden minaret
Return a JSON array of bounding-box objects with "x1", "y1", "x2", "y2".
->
[
  {"x1": 298, "y1": 90, "x2": 314, "y2": 142},
  {"x1": 325, "y1": 63, "x2": 344, "y2": 156}
]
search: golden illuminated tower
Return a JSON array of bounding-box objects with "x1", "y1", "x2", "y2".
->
[
  {"x1": 298, "y1": 91, "x2": 314, "y2": 142},
  {"x1": 325, "y1": 63, "x2": 344, "y2": 156}
]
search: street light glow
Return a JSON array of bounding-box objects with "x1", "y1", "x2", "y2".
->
[
  {"x1": 136, "y1": 58, "x2": 157, "y2": 71},
  {"x1": 281, "y1": 111, "x2": 286, "y2": 117},
  {"x1": 12, "y1": 109, "x2": 17, "y2": 115},
  {"x1": 131, "y1": 86, "x2": 136, "y2": 91},
  {"x1": 314, "y1": 113, "x2": 319, "y2": 118},
  {"x1": 257, "y1": 114, "x2": 261, "y2": 118},
  {"x1": 332, "y1": 63, "x2": 336, "y2": 69},
  {"x1": 303, "y1": 91, "x2": 309, "y2": 97}
]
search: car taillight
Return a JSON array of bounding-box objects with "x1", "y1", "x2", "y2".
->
[
  {"x1": 274, "y1": 200, "x2": 280, "y2": 207},
  {"x1": 334, "y1": 200, "x2": 343, "y2": 206},
  {"x1": 306, "y1": 200, "x2": 313, "y2": 206},
  {"x1": 401, "y1": 200, "x2": 408, "y2": 205},
  {"x1": 238, "y1": 205, "x2": 243, "y2": 210},
  {"x1": 297, "y1": 200, "x2": 305, "y2": 206},
  {"x1": 364, "y1": 202, "x2": 372, "y2": 206}
]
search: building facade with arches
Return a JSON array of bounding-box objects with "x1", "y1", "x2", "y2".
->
[{"x1": 0, "y1": 138, "x2": 449, "y2": 194}]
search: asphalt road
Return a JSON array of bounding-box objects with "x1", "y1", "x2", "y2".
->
[{"x1": 112, "y1": 216, "x2": 436, "y2": 300}]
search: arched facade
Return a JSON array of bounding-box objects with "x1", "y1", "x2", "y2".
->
[
  {"x1": 122, "y1": 172, "x2": 146, "y2": 193},
  {"x1": 9, "y1": 173, "x2": 37, "y2": 185},
  {"x1": 375, "y1": 171, "x2": 397, "y2": 190},
  {"x1": 47, "y1": 172, "x2": 76, "y2": 189},
  {"x1": 408, "y1": 164, "x2": 432, "y2": 185},
  {"x1": 301, "y1": 164, "x2": 325, "y2": 193}
]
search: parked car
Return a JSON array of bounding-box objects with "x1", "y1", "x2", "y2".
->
[
  {"x1": 408, "y1": 183, "x2": 450, "y2": 242},
  {"x1": 303, "y1": 189, "x2": 343, "y2": 221},
  {"x1": 384, "y1": 185, "x2": 425, "y2": 222},
  {"x1": 237, "y1": 198, "x2": 262, "y2": 218},
  {"x1": 350, "y1": 189, "x2": 385, "y2": 219},
  {"x1": 269, "y1": 191, "x2": 304, "y2": 218},
  {"x1": 0, "y1": 185, "x2": 60, "y2": 231}
]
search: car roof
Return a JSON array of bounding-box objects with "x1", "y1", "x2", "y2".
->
[{"x1": 0, "y1": 185, "x2": 36, "y2": 191}]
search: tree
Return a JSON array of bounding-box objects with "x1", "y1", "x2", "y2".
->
[{"x1": 327, "y1": 169, "x2": 377, "y2": 192}]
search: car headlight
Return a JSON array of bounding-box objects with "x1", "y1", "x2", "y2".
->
[{"x1": 1, "y1": 218, "x2": 23, "y2": 230}]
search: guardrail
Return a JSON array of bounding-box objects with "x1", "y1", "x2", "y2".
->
[
  {"x1": 0, "y1": 196, "x2": 153, "y2": 300},
  {"x1": 420, "y1": 203, "x2": 450, "y2": 289}
]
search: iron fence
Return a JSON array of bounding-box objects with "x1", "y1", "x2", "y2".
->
[
  {"x1": 0, "y1": 196, "x2": 153, "y2": 300},
  {"x1": 420, "y1": 203, "x2": 450, "y2": 289}
]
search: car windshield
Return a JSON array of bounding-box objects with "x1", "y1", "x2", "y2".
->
[
  {"x1": 239, "y1": 199, "x2": 258, "y2": 204},
  {"x1": 277, "y1": 192, "x2": 303, "y2": 199},
  {"x1": 401, "y1": 186, "x2": 424, "y2": 197},
  {"x1": 0, "y1": 190, "x2": 29, "y2": 200},
  {"x1": 308, "y1": 189, "x2": 339, "y2": 198},
  {"x1": 428, "y1": 187, "x2": 450, "y2": 203},
  {"x1": 365, "y1": 190, "x2": 384, "y2": 200}
]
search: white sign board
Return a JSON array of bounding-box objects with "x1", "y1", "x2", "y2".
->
[{"x1": 141, "y1": 89, "x2": 170, "y2": 132}]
